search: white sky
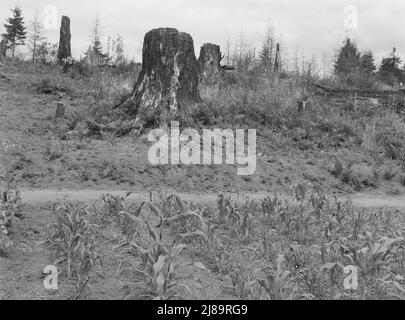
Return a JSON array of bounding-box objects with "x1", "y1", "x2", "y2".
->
[{"x1": 1, "y1": 0, "x2": 404, "y2": 70}]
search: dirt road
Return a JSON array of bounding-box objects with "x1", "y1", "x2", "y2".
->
[{"x1": 18, "y1": 189, "x2": 405, "y2": 210}]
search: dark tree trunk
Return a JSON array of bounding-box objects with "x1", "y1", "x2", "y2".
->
[
  {"x1": 274, "y1": 43, "x2": 281, "y2": 73},
  {"x1": 57, "y1": 16, "x2": 71, "y2": 64},
  {"x1": 120, "y1": 28, "x2": 202, "y2": 126},
  {"x1": 198, "y1": 43, "x2": 222, "y2": 82},
  {"x1": 0, "y1": 39, "x2": 6, "y2": 58}
]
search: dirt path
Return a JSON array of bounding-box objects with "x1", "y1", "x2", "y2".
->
[{"x1": 18, "y1": 189, "x2": 405, "y2": 210}]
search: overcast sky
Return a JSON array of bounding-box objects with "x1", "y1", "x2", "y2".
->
[{"x1": 1, "y1": 0, "x2": 404, "y2": 70}]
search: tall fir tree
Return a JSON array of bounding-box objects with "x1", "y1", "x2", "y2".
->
[
  {"x1": 334, "y1": 38, "x2": 360, "y2": 78},
  {"x1": 3, "y1": 6, "x2": 27, "y2": 59}
]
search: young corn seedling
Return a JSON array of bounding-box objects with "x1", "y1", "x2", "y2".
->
[
  {"x1": 47, "y1": 202, "x2": 98, "y2": 280},
  {"x1": 319, "y1": 261, "x2": 345, "y2": 299},
  {"x1": 258, "y1": 255, "x2": 291, "y2": 300},
  {"x1": 310, "y1": 190, "x2": 327, "y2": 221},
  {"x1": 125, "y1": 205, "x2": 200, "y2": 300},
  {"x1": 101, "y1": 193, "x2": 139, "y2": 243},
  {"x1": 74, "y1": 241, "x2": 99, "y2": 299},
  {"x1": 0, "y1": 208, "x2": 13, "y2": 255},
  {"x1": 132, "y1": 241, "x2": 190, "y2": 300},
  {"x1": 217, "y1": 193, "x2": 233, "y2": 224},
  {"x1": 0, "y1": 191, "x2": 22, "y2": 256},
  {"x1": 178, "y1": 211, "x2": 223, "y2": 267},
  {"x1": 261, "y1": 194, "x2": 283, "y2": 227},
  {"x1": 227, "y1": 209, "x2": 255, "y2": 245},
  {"x1": 230, "y1": 262, "x2": 262, "y2": 299},
  {"x1": 346, "y1": 231, "x2": 404, "y2": 299}
]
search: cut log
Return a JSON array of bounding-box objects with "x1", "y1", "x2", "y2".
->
[
  {"x1": 198, "y1": 43, "x2": 222, "y2": 81},
  {"x1": 118, "y1": 28, "x2": 202, "y2": 127},
  {"x1": 57, "y1": 16, "x2": 72, "y2": 64}
]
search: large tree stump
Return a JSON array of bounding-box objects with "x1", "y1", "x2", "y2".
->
[
  {"x1": 57, "y1": 16, "x2": 71, "y2": 64},
  {"x1": 198, "y1": 43, "x2": 222, "y2": 82},
  {"x1": 120, "y1": 28, "x2": 202, "y2": 126}
]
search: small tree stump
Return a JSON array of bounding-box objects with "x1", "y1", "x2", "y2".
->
[
  {"x1": 55, "y1": 103, "x2": 65, "y2": 118},
  {"x1": 119, "y1": 28, "x2": 202, "y2": 126},
  {"x1": 2, "y1": 191, "x2": 7, "y2": 203},
  {"x1": 57, "y1": 16, "x2": 72, "y2": 64},
  {"x1": 297, "y1": 100, "x2": 310, "y2": 112},
  {"x1": 198, "y1": 43, "x2": 222, "y2": 82}
]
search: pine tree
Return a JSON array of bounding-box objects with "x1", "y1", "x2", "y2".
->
[
  {"x1": 360, "y1": 50, "x2": 376, "y2": 74},
  {"x1": 3, "y1": 6, "x2": 27, "y2": 59},
  {"x1": 334, "y1": 38, "x2": 360, "y2": 78},
  {"x1": 379, "y1": 47, "x2": 403, "y2": 86},
  {"x1": 85, "y1": 13, "x2": 108, "y2": 65},
  {"x1": 259, "y1": 25, "x2": 275, "y2": 73}
]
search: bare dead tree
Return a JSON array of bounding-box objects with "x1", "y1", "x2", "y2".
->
[{"x1": 28, "y1": 10, "x2": 45, "y2": 62}]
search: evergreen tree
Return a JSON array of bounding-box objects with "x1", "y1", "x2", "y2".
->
[
  {"x1": 360, "y1": 50, "x2": 376, "y2": 74},
  {"x1": 84, "y1": 13, "x2": 108, "y2": 65},
  {"x1": 379, "y1": 47, "x2": 403, "y2": 86},
  {"x1": 334, "y1": 38, "x2": 360, "y2": 78},
  {"x1": 259, "y1": 25, "x2": 275, "y2": 73},
  {"x1": 3, "y1": 6, "x2": 27, "y2": 59}
]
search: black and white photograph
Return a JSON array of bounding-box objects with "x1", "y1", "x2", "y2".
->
[{"x1": 0, "y1": 0, "x2": 404, "y2": 304}]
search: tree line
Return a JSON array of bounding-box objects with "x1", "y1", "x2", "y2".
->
[
  {"x1": 1, "y1": 4, "x2": 403, "y2": 89},
  {"x1": 334, "y1": 38, "x2": 405, "y2": 88},
  {"x1": 0, "y1": 6, "x2": 128, "y2": 66}
]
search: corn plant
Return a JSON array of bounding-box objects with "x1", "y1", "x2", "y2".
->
[
  {"x1": 258, "y1": 255, "x2": 291, "y2": 300},
  {"x1": 0, "y1": 190, "x2": 22, "y2": 256},
  {"x1": 0, "y1": 208, "x2": 13, "y2": 255},
  {"x1": 124, "y1": 202, "x2": 202, "y2": 300},
  {"x1": 217, "y1": 193, "x2": 233, "y2": 223},
  {"x1": 101, "y1": 193, "x2": 139, "y2": 242},
  {"x1": 345, "y1": 231, "x2": 405, "y2": 299},
  {"x1": 178, "y1": 211, "x2": 223, "y2": 264},
  {"x1": 47, "y1": 201, "x2": 99, "y2": 298},
  {"x1": 229, "y1": 261, "x2": 262, "y2": 299},
  {"x1": 261, "y1": 194, "x2": 283, "y2": 227}
]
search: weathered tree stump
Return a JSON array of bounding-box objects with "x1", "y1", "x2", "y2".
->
[
  {"x1": 2, "y1": 191, "x2": 7, "y2": 203},
  {"x1": 55, "y1": 102, "x2": 65, "y2": 118},
  {"x1": 297, "y1": 100, "x2": 310, "y2": 112},
  {"x1": 274, "y1": 43, "x2": 281, "y2": 73},
  {"x1": 0, "y1": 39, "x2": 6, "y2": 58},
  {"x1": 119, "y1": 28, "x2": 202, "y2": 126},
  {"x1": 57, "y1": 16, "x2": 71, "y2": 64},
  {"x1": 198, "y1": 43, "x2": 222, "y2": 82}
]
